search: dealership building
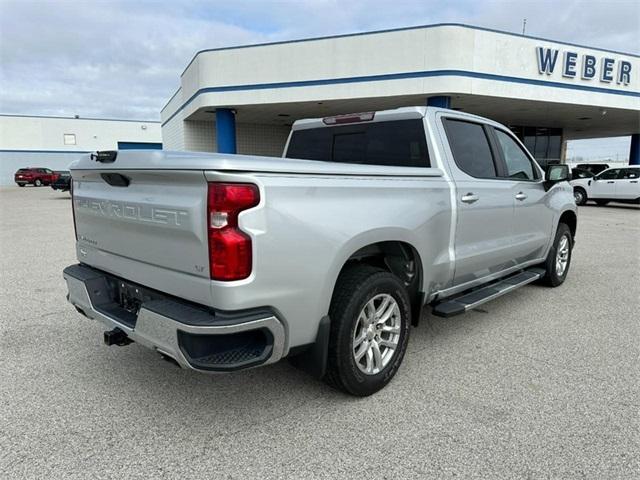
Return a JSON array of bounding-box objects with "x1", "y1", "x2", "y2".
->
[
  {"x1": 161, "y1": 23, "x2": 639, "y2": 166},
  {"x1": 0, "y1": 115, "x2": 161, "y2": 185}
]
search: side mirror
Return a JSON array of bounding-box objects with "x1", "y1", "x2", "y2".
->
[{"x1": 544, "y1": 164, "x2": 570, "y2": 191}]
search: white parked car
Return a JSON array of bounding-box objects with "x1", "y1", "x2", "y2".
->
[{"x1": 571, "y1": 166, "x2": 640, "y2": 206}]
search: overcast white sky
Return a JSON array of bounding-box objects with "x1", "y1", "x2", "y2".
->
[{"x1": 0, "y1": 0, "x2": 638, "y2": 160}]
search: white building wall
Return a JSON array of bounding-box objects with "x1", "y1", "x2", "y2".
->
[
  {"x1": 0, "y1": 115, "x2": 162, "y2": 185},
  {"x1": 0, "y1": 115, "x2": 161, "y2": 150},
  {"x1": 170, "y1": 24, "x2": 638, "y2": 121},
  {"x1": 162, "y1": 113, "x2": 186, "y2": 150},
  {"x1": 237, "y1": 123, "x2": 290, "y2": 157},
  {"x1": 179, "y1": 120, "x2": 290, "y2": 156},
  {"x1": 184, "y1": 120, "x2": 215, "y2": 151}
]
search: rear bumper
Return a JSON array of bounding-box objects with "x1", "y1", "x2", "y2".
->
[{"x1": 63, "y1": 264, "x2": 285, "y2": 372}]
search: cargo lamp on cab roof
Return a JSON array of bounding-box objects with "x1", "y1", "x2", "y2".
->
[{"x1": 322, "y1": 112, "x2": 375, "y2": 125}]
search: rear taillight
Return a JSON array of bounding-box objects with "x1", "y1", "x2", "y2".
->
[
  {"x1": 207, "y1": 183, "x2": 259, "y2": 281},
  {"x1": 71, "y1": 180, "x2": 77, "y2": 240}
]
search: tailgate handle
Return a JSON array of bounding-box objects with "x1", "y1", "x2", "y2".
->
[
  {"x1": 91, "y1": 150, "x2": 118, "y2": 163},
  {"x1": 101, "y1": 173, "x2": 130, "y2": 187}
]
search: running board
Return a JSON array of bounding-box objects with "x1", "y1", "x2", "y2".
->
[{"x1": 432, "y1": 268, "x2": 545, "y2": 318}]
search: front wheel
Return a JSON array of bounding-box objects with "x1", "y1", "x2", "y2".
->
[
  {"x1": 573, "y1": 188, "x2": 587, "y2": 206},
  {"x1": 540, "y1": 223, "x2": 573, "y2": 287},
  {"x1": 324, "y1": 265, "x2": 411, "y2": 396}
]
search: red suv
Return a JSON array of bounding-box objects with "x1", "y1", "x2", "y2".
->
[{"x1": 14, "y1": 168, "x2": 56, "y2": 187}]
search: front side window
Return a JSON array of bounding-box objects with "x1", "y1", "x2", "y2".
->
[
  {"x1": 286, "y1": 119, "x2": 429, "y2": 168},
  {"x1": 494, "y1": 129, "x2": 539, "y2": 180},
  {"x1": 444, "y1": 119, "x2": 497, "y2": 178},
  {"x1": 598, "y1": 169, "x2": 620, "y2": 180}
]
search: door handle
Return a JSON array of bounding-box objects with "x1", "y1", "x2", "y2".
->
[
  {"x1": 607, "y1": 181, "x2": 615, "y2": 184},
  {"x1": 630, "y1": 180, "x2": 638, "y2": 183},
  {"x1": 461, "y1": 193, "x2": 479, "y2": 204},
  {"x1": 515, "y1": 192, "x2": 528, "y2": 201}
]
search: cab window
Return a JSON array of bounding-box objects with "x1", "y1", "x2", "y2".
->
[
  {"x1": 494, "y1": 129, "x2": 539, "y2": 180},
  {"x1": 286, "y1": 119, "x2": 430, "y2": 168},
  {"x1": 598, "y1": 169, "x2": 621, "y2": 180},
  {"x1": 443, "y1": 119, "x2": 497, "y2": 178}
]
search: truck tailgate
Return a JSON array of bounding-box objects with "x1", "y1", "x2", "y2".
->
[{"x1": 72, "y1": 167, "x2": 209, "y2": 281}]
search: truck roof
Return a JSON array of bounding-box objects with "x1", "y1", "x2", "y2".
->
[{"x1": 291, "y1": 106, "x2": 505, "y2": 131}]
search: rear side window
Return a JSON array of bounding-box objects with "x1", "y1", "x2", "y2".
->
[
  {"x1": 286, "y1": 119, "x2": 429, "y2": 167},
  {"x1": 444, "y1": 119, "x2": 496, "y2": 178},
  {"x1": 494, "y1": 129, "x2": 539, "y2": 180},
  {"x1": 621, "y1": 169, "x2": 639, "y2": 179}
]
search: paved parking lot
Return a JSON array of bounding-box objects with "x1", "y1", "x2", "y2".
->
[{"x1": 1, "y1": 186, "x2": 638, "y2": 479}]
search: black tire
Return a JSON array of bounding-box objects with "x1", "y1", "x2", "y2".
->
[
  {"x1": 540, "y1": 223, "x2": 573, "y2": 287},
  {"x1": 324, "y1": 265, "x2": 411, "y2": 396},
  {"x1": 595, "y1": 200, "x2": 609, "y2": 206},
  {"x1": 573, "y1": 187, "x2": 587, "y2": 206},
  {"x1": 34, "y1": 178, "x2": 42, "y2": 187},
  {"x1": 17, "y1": 183, "x2": 25, "y2": 187}
]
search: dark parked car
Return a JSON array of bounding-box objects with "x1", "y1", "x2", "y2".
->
[
  {"x1": 571, "y1": 168, "x2": 594, "y2": 180},
  {"x1": 576, "y1": 163, "x2": 610, "y2": 176},
  {"x1": 14, "y1": 167, "x2": 56, "y2": 187},
  {"x1": 51, "y1": 171, "x2": 71, "y2": 192}
]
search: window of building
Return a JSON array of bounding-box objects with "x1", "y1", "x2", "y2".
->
[
  {"x1": 494, "y1": 129, "x2": 539, "y2": 180},
  {"x1": 63, "y1": 133, "x2": 76, "y2": 145},
  {"x1": 285, "y1": 119, "x2": 430, "y2": 168},
  {"x1": 443, "y1": 119, "x2": 497, "y2": 178},
  {"x1": 509, "y1": 126, "x2": 562, "y2": 168}
]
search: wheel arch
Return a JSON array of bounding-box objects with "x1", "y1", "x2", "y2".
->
[
  {"x1": 559, "y1": 209, "x2": 577, "y2": 241},
  {"x1": 289, "y1": 236, "x2": 425, "y2": 379}
]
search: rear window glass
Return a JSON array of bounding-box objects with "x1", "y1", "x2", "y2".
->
[
  {"x1": 17, "y1": 169, "x2": 30, "y2": 173},
  {"x1": 286, "y1": 119, "x2": 430, "y2": 168}
]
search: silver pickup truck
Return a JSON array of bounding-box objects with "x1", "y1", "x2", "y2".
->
[{"x1": 64, "y1": 107, "x2": 576, "y2": 396}]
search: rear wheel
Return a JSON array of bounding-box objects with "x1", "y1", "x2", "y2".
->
[
  {"x1": 595, "y1": 200, "x2": 609, "y2": 206},
  {"x1": 17, "y1": 183, "x2": 25, "y2": 187},
  {"x1": 324, "y1": 265, "x2": 411, "y2": 396},
  {"x1": 573, "y1": 188, "x2": 587, "y2": 206},
  {"x1": 34, "y1": 178, "x2": 42, "y2": 187},
  {"x1": 540, "y1": 223, "x2": 573, "y2": 287}
]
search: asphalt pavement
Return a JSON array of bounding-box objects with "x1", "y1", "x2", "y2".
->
[{"x1": 1, "y1": 186, "x2": 638, "y2": 479}]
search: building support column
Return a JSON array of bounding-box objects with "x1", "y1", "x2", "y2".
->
[
  {"x1": 560, "y1": 137, "x2": 568, "y2": 164},
  {"x1": 216, "y1": 109, "x2": 237, "y2": 154},
  {"x1": 630, "y1": 134, "x2": 640, "y2": 165},
  {"x1": 427, "y1": 96, "x2": 451, "y2": 109}
]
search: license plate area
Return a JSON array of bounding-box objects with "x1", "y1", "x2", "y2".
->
[{"x1": 85, "y1": 274, "x2": 164, "y2": 329}]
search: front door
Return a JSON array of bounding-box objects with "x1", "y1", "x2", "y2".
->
[
  {"x1": 491, "y1": 128, "x2": 552, "y2": 263},
  {"x1": 591, "y1": 168, "x2": 621, "y2": 198},
  {"x1": 441, "y1": 117, "x2": 517, "y2": 287}
]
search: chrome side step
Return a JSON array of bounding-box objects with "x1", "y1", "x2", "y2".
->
[{"x1": 432, "y1": 268, "x2": 545, "y2": 318}]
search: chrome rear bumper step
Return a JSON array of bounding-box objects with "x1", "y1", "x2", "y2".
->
[{"x1": 432, "y1": 268, "x2": 545, "y2": 318}]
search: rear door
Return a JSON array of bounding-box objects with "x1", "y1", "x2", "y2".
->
[
  {"x1": 441, "y1": 117, "x2": 517, "y2": 286},
  {"x1": 591, "y1": 169, "x2": 620, "y2": 198},
  {"x1": 490, "y1": 127, "x2": 552, "y2": 263},
  {"x1": 616, "y1": 168, "x2": 640, "y2": 200}
]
